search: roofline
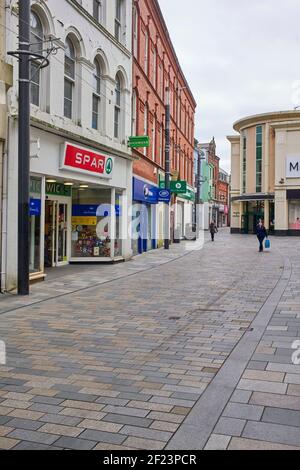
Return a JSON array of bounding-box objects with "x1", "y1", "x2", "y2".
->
[
  {"x1": 153, "y1": 0, "x2": 197, "y2": 108},
  {"x1": 233, "y1": 110, "x2": 300, "y2": 132}
]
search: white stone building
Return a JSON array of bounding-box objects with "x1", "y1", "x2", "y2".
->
[{"x1": 3, "y1": 0, "x2": 133, "y2": 291}]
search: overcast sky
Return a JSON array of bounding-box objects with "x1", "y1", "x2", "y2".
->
[{"x1": 159, "y1": 0, "x2": 300, "y2": 172}]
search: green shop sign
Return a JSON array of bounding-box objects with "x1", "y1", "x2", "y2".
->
[
  {"x1": 180, "y1": 188, "x2": 196, "y2": 202},
  {"x1": 46, "y1": 182, "x2": 72, "y2": 197},
  {"x1": 128, "y1": 136, "x2": 150, "y2": 148},
  {"x1": 159, "y1": 180, "x2": 187, "y2": 194}
]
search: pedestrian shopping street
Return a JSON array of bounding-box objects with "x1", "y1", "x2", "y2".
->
[{"x1": 0, "y1": 230, "x2": 300, "y2": 450}]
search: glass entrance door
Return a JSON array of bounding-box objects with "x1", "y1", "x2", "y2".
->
[{"x1": 44, "y1": 199, "x2": 70, "y2": 267}]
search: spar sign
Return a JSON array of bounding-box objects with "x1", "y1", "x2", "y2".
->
[{"x1": 61, "y1": 143, "x2": 114, "y2": 179}]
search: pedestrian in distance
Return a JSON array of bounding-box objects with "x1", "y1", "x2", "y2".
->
[
  {"x1": 209, "y1": 220, "x2": 218, "y2": 242},
  {"x1": 256, "y1": 219, "x2": 268, "y2": 252}
]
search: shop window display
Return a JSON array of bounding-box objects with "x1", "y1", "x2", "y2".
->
[
  {"x1": 71, "y1": 188, "x2": 121, "y2": 259},
  {"x1": 289, "y1": 201, "x2": 300, "y2": 230}
]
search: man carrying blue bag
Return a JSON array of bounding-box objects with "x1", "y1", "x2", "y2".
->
[{"x1": 256, "y1": 219, "x2": 269, "y2": 253}]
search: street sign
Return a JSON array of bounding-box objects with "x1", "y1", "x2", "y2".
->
[{"x1": 128, "y1": 136, "x2": 150, "y2": 148}]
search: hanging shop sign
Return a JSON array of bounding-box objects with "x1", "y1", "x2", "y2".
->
[
  {"x1": 159, "y1": 180, "x2": 187, "y2": 194},
  {"x1": 128, "y1": 136, "x2": 150, "y2": 148},
  {"x1": 61, "y1": 143, "x2": 114, "y2": 179},
  {"x1": 158, "y1": 189, "x2": 171, "y2": 203},
  {"x1": 170, "y1": 181, "x2": 187, "y2": 194}
]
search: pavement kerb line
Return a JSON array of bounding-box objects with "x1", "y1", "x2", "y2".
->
[
  {"x1": 0, "y1": 243, "x2": 204, "y2": 317},
  {"x1": 165, "y1": 249, "x2": 292, "y2": 451}
]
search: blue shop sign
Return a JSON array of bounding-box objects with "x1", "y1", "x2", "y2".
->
[
  {"x1": 133, "y1": 177, "x2": 158, "y2": 204},
  {"x1": 30, "y1": 199, "x2": 41, "y2": 216},
  {"x1": 158, "y1": 189, "x2": 171, "y2": 203},
  {"x1": 72, "y1": 204, "x2": 121, "y2": 217}
]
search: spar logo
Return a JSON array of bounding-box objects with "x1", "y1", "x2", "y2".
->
[{"x1": 105, "y1": 158, "x2": 113, "y2": 175}]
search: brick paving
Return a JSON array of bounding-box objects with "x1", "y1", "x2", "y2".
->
[{"x1": 0, "y1": 230, "x2": 299, "y2": 450}]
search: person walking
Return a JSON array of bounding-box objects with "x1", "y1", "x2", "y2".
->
[
  {"x1": 209, "y1": 220, "x2": 218, "y2": 242},
  {"x1": 256, "y1": 219, "x2": 268, "y2": 252}
]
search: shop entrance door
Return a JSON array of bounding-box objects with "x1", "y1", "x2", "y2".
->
[{"x1": 44, "y1": 198, "x2": 70, "y2": 267}]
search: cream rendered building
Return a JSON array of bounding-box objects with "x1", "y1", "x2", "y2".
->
[{"x1": 228, "y1": 110, "x2": 300, "y2": 235}]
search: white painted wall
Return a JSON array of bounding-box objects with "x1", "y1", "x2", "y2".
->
[{"x1": 4, "y1": 0, "x2": 133, "y2": 291}]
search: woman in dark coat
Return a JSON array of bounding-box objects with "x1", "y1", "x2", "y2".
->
[
  {"x1": 209, "y1": 221, "x2": 218, "y2": 242},
  {"x1": 256, "y1": 219, "x2": 268, "y2": 252}
]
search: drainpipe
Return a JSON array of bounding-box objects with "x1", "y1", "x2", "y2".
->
[{"x1": 1, "y1": 114, "x2": 10, "y2": 292}]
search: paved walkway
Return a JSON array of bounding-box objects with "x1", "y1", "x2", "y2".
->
[{"x1": 0, "y1": 230, "x2": 299, "y2": 450}]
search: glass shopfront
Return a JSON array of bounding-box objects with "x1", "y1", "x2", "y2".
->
[
  {"x1": 132, "y1": 178, "x2": 158, "y2": 255},
  {"x1": 289, "y1": 200, "x2": 300, "y2": 230},
  {"x1": 29, "y1": 176, "x2": 43, "y2": 274},
  {"x1": 71, "y1": 187, "x2": 123, "y2": 260}
]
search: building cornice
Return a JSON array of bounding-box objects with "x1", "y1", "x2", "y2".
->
[
  {"x1": 28, "y1": 116, "x2": 137, "y2": 162},
  {"x1": 233, "y1": 110, "x2": 300, "y2": 133},
  {"x1": 149, "y1": 0, "x2": 197, "y2": 109},
  {"x1": 227, "y1": 135, "x2": 240, "y2": 143}
]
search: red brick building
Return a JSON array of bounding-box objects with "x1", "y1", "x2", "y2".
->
[
  {"x1": 218, "y1": 168, "x2": 230, "y2": 227},
  {"x1": 131, "y1": 0, "x2": 196, "y2": 252}
]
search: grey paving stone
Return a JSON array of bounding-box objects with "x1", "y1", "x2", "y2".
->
[
  {"x1": 238, "y1": 379, "x2": 287, "y2": 395},
  {"x1": 0, "y1": 416, "x2": 11, "y2": 425},
  {"x1": 54, "y1": 392, "x2": 99, "y2": 402},
  {"x1": 243, "y1": 421, "x2": 300, "y2": 447},
  {"x1": 29, "y1": 404, "x2": 64, "y2": 414},
  {"x1": 120, "y1": 425, "x2": 172, "y2": 442},
  {"x1": 7, "y1": 429, "x2": 59, "y2": 445},
  {"x1": 262, "y1": 407, "x2": 300, "y2": 428},
  {"x1": 223, "y1": 402, "x2": 264, "y2": 421},
  {"x1": 95, "y1": 397, "x2": 129, "y2": 406},
  {"x1": 79, "y1": 429, "x2": 126, "y2": 445},
  {"x1": 54, "y1": 436, "x2": 97, "y2": 450},
  {"x1": 30, "y1": 396, "x2": 65, "y2": 405},
  {"x1": 214, "y1": 417, "x2": 246, "y2": 437},
  {"x1": 247, "y1": 361, "x2": 267, "y2": 371},
  {"x1": 12, "y1": 442, "x2": 62, "y2": 450},
  {"x1": 39, "y1": 414, "x2": 82, "y2": 426},
  {"x1": 230, "y1": 390, "x2": 252, "y2": 404},
  {"x1": 204, "y1": 434, "x2": 231, "y2": 450},
  {"x1": 101, "y1": 405, "x2": 149, "y2": 418},
  {"x1": 6, "y1": 417, "x2": 43, "y2": 431},
  {"x1": 102, "y1": 413, "x2": 153, "y2": 428},
  {"x1": 250, "y1": 391, "x2": 300, "y2": 411}
]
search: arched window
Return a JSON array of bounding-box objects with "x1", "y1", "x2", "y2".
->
[
  {"x1": 114, "y1": 73, "x2": 122, "y2": 139},
  {"x1": 92, "y1": 59, "x2": 101, "y2": 130},
  {"x1": 64, "y1": 37, "x2": 76, "y2": 119},
  {"x1": 30, "y1": 11, "x2": 44, "y2": 106}
]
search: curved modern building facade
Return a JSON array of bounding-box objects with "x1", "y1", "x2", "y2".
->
[{"x1": 228, "y1": 110, "x2": 300, "y2": 235}]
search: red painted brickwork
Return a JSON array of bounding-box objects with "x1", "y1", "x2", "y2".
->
[{"x1": 132, "y1": 0, "x2": 196, "y2": 186}]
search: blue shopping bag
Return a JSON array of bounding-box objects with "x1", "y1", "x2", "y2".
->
[{"x1": 265, "y1": 238, "x2": 270, "y2": 249}]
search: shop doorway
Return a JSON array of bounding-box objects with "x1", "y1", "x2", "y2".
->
[
  {"x1": 44, "y1": 198, "x2": 70, "y2": 267},
  {"x1": 241, "y1": 201, "x2": 264, "y2": 234}
]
